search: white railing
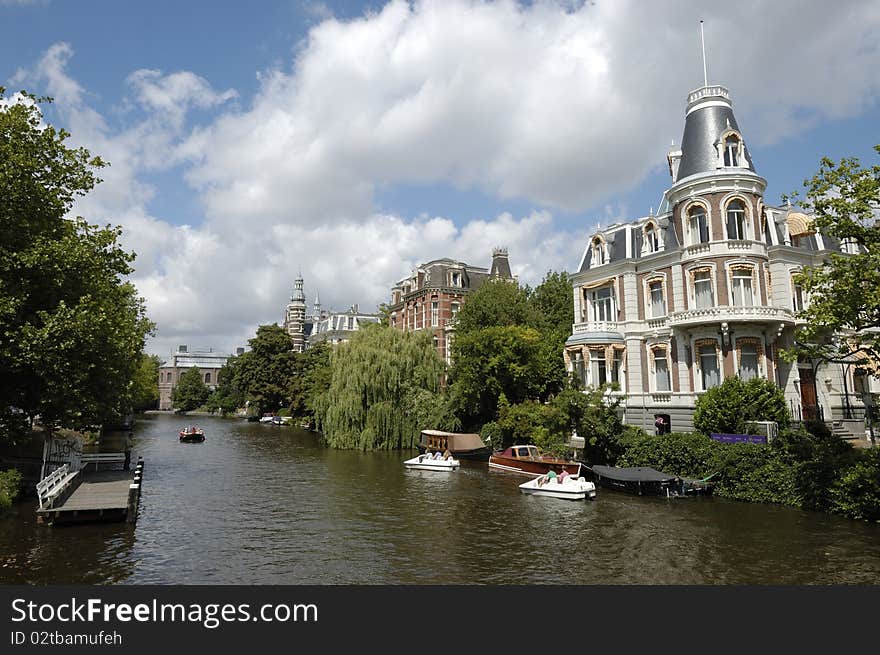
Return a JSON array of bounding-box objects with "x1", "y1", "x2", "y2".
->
[
  {"x1": 687, "y1": 85, "x2": 730, "y2": 104},
  {"x1": 669, "y1": 305, "x2": 795, "y2": 326},
  {"x1": 36, "y1": 464, "x2": 79, "y2": 510},
  {"x1": 572, "y1": 321, "x2": 619, "y2": 334},
  {"x1": 647, "y1": 318, "x2": 669, "y2": 329},
  {"x1": 80, "y1": 452, "x2": 126, "y2": 471}
]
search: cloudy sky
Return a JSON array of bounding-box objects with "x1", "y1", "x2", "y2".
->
[{"x1": 4, "y1": 0, "x2": 879, "y2": 358}]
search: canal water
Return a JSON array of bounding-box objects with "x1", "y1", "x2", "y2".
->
[{"x1": 1, "y1": 413, "x2": 878, "y2": 584}]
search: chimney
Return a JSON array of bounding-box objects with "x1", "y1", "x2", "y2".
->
[
  {"x1": 236, "y1": 347, "x2": 245, "y2": 355},
  {"x1": 178, "y1": 345, "x2": 187, "y2": 353}
]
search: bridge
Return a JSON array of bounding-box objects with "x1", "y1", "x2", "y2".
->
[{"x1": 35, "y1": 453, "x2": 144, "y2": 526}]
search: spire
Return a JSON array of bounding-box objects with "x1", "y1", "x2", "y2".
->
[{"x1": 291, "y1": 272, "x2": 305, "y2": 303}]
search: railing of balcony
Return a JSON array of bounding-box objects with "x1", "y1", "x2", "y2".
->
[
  {"x1": 669, "y1": 305, "x2": 795, "y2": 326},
  {"x1": 572, "y1": 321, "x2": 619, "y2": 334}
]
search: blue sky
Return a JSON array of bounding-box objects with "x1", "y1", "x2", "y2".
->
[{"x1": 4, "y1": 0, "x2": 879, "y2": 356}]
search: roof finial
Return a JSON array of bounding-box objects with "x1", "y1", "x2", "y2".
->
[{"x1": 700, "y1": 20, "x2": 708, "y2": 88}]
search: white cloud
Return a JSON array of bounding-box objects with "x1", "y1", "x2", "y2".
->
[{"x1": 8, "y1": 1, "x2": 880, "y2": 357}]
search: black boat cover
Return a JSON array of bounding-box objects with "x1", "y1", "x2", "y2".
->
[{"x1": 588, "y1": 465, "x2": 679, "y2": 483}]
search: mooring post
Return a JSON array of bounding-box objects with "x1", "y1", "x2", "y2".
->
[{"x1": 127, "y1": 483, "x2": 140, "y2": 523}]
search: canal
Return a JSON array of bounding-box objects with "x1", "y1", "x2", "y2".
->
[{"x1": 1, "y1": 413, "x2": 878, "y2": 584}]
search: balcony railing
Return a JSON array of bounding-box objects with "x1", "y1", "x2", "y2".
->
[
  {"x1": 668, "y1": 305, "x2": 795, "y2": 327},
  {"x1": 573, "y1": 321, "x2": 619, "y2": 334}
]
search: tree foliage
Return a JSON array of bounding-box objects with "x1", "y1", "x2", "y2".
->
[
  {"x1": 289, "y1": 341, "x2": 332, "y2": 420},
  {"x1": 313, "y1": 324, "x2": 446, "y2": 450},
  {"x1": 0, "y1": 89, "x2": 154, "y2": 440},
  {"x1": 206, "y1": 355, "x2": 245, "y2": 416},
  {"x1": 171, "y1": 367, "x2": 210, "y2": 413},
  {"x1": 448, "y1": 271, "x2": 573, "y2": 430},
  {"x1": 693, "y1": 376, "x2": 791, "y2": 435},
  {"x1": 231, "y1": 324, "x2": 296, "y2": 415},
  {"x1": 131, "y1": 354, "x2": 161, "y2": 412},
  {"x1": 784, "y1": 145, "x2": 880, "y2": 369}
]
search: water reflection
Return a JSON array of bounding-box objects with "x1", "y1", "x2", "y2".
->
[{"x1": 1, "y1": 413, "x2": 878, "y2": 584}]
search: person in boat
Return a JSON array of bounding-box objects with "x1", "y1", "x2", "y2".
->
[
  {"x1": 558, "y1": 469, "x2": 569, "y2": 483},
  {"x1": 443, "y1": 449, "x2": 452, "y2": 460}
]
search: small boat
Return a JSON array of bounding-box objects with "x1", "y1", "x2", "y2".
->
[
  {"x1": 587, "y1": 465, "x2": 715, "y2": 497},
  {"x1": 489, "y1": 444, "x2": 582, "y2": 478},
  {"x1": 403, "y1": 452, "x2": 460, "y2": 471},
  {"x1": 259, "y1": 414, "x2": 276, "y2": 424},
  {"x1": 179, "y1": 426, "x2": 205, "y2": 443},
  {"x1": 417, "y1": 429, "x2": 491, "y2": 461},
  {"x1": 271, "y1": 416, "x2": 292, "y2": 426},
  {"x1": 519, "y1": 473, "x2": 597, "y2": 500}
]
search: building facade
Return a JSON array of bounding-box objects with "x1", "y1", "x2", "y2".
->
[
  {"x1": 308, "y1": 304, "x2": 380, "y2": 348},
  {"x1": 565, "y1": 83, "x2": 874, "y2": 434},
  {"x1": 158, "y1": 345, "x2": 241, "y2": 410},
  {"x1": 387, "y1": 248, "x2": 513, "y2": 362}
]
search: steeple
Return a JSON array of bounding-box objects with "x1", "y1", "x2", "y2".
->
[{"x1": 291, "y1": 272, "x2": 305, "y2": 303}]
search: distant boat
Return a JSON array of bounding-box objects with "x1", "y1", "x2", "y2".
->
[
  {"x1": 259, "y1": 414, "x2": 275, "y2": 424},
  {"x1": 179, "y1": 426, "x2": 205, "y2": 443},
  {"x1": 417, "y1": 429, "x2": 491, "y2": 461},
  {"x1": 489, "y1": 445, "x2": 582, "y2": 478}
]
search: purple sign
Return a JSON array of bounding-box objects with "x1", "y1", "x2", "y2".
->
[{"x1": 710, "y1": 433, "x2": 767, "y2": 444}]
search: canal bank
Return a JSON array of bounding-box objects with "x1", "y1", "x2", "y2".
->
[{"x1": 1, "y1": 413, "x2": 878, "y2": 584}]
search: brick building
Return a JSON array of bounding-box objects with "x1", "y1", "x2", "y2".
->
[{"x1": 387, "y1": 248, "x2": 513, "y2": 362}]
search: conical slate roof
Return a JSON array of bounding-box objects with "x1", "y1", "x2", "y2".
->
[{"x1": 676, "y1": 85, "x2": 756, "y2": 181}]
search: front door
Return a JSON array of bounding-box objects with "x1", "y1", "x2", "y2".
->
[{"x1": 799, "y1": 368, "x2": 819, "y2": 420}]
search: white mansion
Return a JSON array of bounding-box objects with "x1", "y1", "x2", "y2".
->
[{"x1": 565, "y1": 83, "x2": 875, "y2": 435}]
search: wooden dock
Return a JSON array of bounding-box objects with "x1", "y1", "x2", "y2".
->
[{"x1": 36, "y1": 457, "x2": 144, "y2": 526}]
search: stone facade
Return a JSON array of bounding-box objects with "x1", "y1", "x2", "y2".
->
[
  {"x1": 387, "y1": 248, "x2": 514, "y2": 362},
  {"x1": 566, "y1": 84, "x2": 877, "y2": 435},
  {"x1": 158, "y1": 345, "x2": 240, "y2": 410}
]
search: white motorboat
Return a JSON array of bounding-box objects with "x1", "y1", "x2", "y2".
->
[
  {"x1": 403, "y1": 453, "x2": 460, "y2": 471},
  {"x1": 519, "y1": 473, "x2": 597, "y2": 500}
]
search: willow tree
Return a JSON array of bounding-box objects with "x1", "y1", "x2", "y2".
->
[{"x1": 313, "y1": 324, "x2": 445, "y2": 450}]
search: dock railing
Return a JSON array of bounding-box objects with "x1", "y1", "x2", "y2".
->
[
  {"x1": 80, "y1": 452, "x2": 127, "y2": 471},
  {"x1": 36, "y1": 464, "x2": 79, "y2": 510}
]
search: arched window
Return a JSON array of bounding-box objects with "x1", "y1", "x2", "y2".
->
[
  {"x1": 697, "y1": 341, "x2": 721, "y2": 390},
  {"x1": 644, "y1": 222, "x2": 659, "y2": 253},
  {"x1": 724, "y1": 135, "x2": 741, "y2": 167},
  {"x1": 647, "y1": 278, "x2": 666, "y2": 318},
  {"x1": 736, "y1": 339, "x2": 761, "y2": 381},
  {"x1": 651, "y1": 345, "x2": 671, "y2": 392},
  {"x1": 726, "y1": 199, "x2": 747, "y2": 240},
  {"x1": 591, "y1": 236, "x2": 607, "y2": 266},
  {"x1": 688, "y1": 205, "x2": 710, "y2": 244},
  {"x1": 731, "y1": 266, "x2": 755, "y2": 306},
  {"x1": 692, "y1": 268, "x2": 715, "y2": 309}
]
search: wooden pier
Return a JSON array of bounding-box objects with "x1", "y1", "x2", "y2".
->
[{"x1": 36, "y1": 456, "x2": 144, "y2": 526}]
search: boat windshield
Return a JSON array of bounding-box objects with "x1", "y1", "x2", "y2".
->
[{"x1": 528, "y1": 446, "x2": 540, "y2": 458}]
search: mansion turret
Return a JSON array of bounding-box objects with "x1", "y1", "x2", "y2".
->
[{"x1": 566, "y1": 84, "x2": 873, "y2": 435}]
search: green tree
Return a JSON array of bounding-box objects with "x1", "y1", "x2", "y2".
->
[
  {"x1": 0, "y1": 89, "x2": 154, "y2": 441},
  {"x1": 232, "y1": 324, "x2": 296, "y2": 415},
  {"x1": 313, "y1": 324, "x2": 445, "y2": 450},
  {"x1": 130, "y1": 354, "x2": 161, "y2": 413},
  {"x1": 289, "y1": 342, "x2": 332, "y2": 420},
  {"x1": 783, "y1": 145, "x2": 880, "y2": 369},
  {"x1": 693, "y1": 376, "x2": 790, "y2": 435},
  {"x1": 454, "y1": 278, "x2": 536, "y2": 333},
  {"x1": 449, "y1": 325, "x2": 545, "y2": 430},
  {"x1": 171, "y1": 367, "x2": 210, "y2": 412},
  {"x1": 206, "y1": 355, "x2": 245, "y2": 416}
]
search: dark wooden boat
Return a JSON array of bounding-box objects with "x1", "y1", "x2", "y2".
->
[
  {"x1": 417, "y1": 429, "x2": 491, "y2": 461},
  {"x1": 179, "y1": 426, "x2": 205, "y2": 443},
  {"x1": 587, "y1": 465, "x2": 714, "y2": 497},
  {"x1": 489, "y1": 445, "x2": 582, "y2": 477}
]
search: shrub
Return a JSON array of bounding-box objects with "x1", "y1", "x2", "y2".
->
[
  {"x1": 616, "y1": 431, "x2": 717, "y2": 478},
  {"x1": 710, "y1": 443, "x2": 798, "y2": 504},
  {"x1": 0, "y1": 468, "x2": 22, "y2": 512},
  {"x1": 829, "y1": 448, "x2": 880, "y2": 522},
  {"x1": 693, "y1": 376, "x2": 790, "y2": 435}
]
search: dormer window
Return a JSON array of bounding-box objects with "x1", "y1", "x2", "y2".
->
[
  {"x1": 688, "y1": 205, "x2": 710, "y2": 244},
  {"x1": 591, "y1": 236, "x2": 607, "y2": 267},
  {"x1": 644, "y1": 222, "x2": 660, "y2": 253},
  {"x1": 450, "y1": 271, "x2": 463, "y2": 287},
  {"x1": 726, "y1": 200, "x2": 748, "y2": 240},
  {"x1": 724, "y1": 135, "x2": 741, "y2": 167}
]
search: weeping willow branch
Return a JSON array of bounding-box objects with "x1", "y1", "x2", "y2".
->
[{"x1": 313, "y1": 324, "x2": 446, "y2": 450}]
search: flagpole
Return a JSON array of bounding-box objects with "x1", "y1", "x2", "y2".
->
[{"x1": 700, "y1": 20, "x2": 708, "y2": 87}]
